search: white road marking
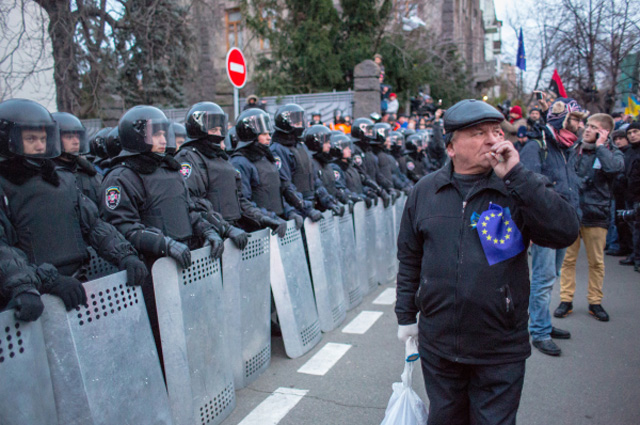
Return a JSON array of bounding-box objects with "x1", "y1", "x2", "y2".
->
[
  {"x1": 238, "y1": 387, "x2": 308, "y2": 425},
  {"x1": 230, "y1": 62, "x2": 245, "y2": 73},
  {"x1": 373, "y1": 288, "x2": 396, "y2": 305},
  {"x1": 297, "y1": 343, "x2": 352, "y2": 376},
  {"x1": 341, "y1": 310, "x2": 384, "y2": 334}
]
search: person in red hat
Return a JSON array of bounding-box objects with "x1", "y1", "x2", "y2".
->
[
  {"x1": 387, "y1": 92, "x2": 399, "y2": 115},
  {"x1": 500, "y1": 105, "x2": 527, "y2": 144}
]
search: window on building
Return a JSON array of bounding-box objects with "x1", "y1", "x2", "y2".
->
[
  {"x1": 260, "y1": 9, "x2": 276, "y2": 50},
  {"x1": 226, "y1": 9, "x2": 243, "y2": 51}
]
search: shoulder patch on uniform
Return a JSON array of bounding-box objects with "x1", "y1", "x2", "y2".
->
[
  {"x1": 354, "y1": 155, "x2": 363, "y2": 166},
  {"x1": 407, "y1": 161, "x2": 415, "y2": 171},
  {"x1": 179, "y1": 162, "x2": 192, "y2": 179},
  {"x1": 274, "y1": 156, "x2": 282, "y2": 170},
  {"x1": 105, "y1": 186, "x2": 121, "y2": 209},
  {"x1": 334, "y1": 170, "x2": 341, "y2": 180}
]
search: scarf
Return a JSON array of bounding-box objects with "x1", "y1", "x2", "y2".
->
[{"x1": 553, "y1": 128, "x2": 578, "y2": 148}]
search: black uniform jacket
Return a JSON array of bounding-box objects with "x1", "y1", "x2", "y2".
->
[{"x1": 395, "y1": 162, "x2": 579, "y2": 364}]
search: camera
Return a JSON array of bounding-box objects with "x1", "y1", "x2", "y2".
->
[{"x1": 616, "y1": 203, "x2": 640, "y2": 223}]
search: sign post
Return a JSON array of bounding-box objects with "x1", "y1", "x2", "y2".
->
[{"x1": 226, "y1": 48, "x2": 247, "y2": 120}]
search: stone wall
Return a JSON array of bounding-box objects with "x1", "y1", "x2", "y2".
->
[{"x1": 352, "y1": 60, "x2": 381, "y2": 118}]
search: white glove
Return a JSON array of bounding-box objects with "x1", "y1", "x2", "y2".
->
[{"x1": 397, "y1": 323, "x2": 419, "y2": 344}]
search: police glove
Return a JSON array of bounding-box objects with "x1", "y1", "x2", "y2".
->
[
  {"x1": 330, "y1": 203, "x2": 345, "y2": 217},
  {"x1": 307, "y1": 208, "x2": 324, "y2": 222},
  {"x1": 11, "y1": 291, "x2": 44, "y2": 321},
  {"x1": 390, "y1": 189, "x2": 399, "y2": 205},
  {"x1": 261, "y1": 216, "x2": 288, "y2": 238},
  {"x1": 227, "y1": 225, "x2": 249, "y2": 250},
  {"x1": 397, "y1": 323, "x2": 419, "y2": 344},
  {"x1": 364, "y1": 196, "x2": 373, "y2": 209},
  {"x1": 380, "y1": 191, "x2": 391, "y2": 208},
  {"x1": 119, "y1": 255, "x2": 148, "y2": 287},
  {"x1": 203, "y1": 230, "x2": 224, "y2": 259},
  {"x1": 346, "y1": 200, "x2": 355, "y2": 215},
  {"x1": 48, "y1": 275, "x2": 88, "y2": 311},
  {"x1": 290, "y1": 213, "x2": 304, "y2": 230},
  {"x1": 164, "y1": 237, "x2": 191, "y2": 269}
]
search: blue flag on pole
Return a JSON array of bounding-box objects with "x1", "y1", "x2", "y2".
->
[
  {"x1": 516, "y1": 28, "x2": 526, "y2": 72},
  {"x1": 476, "y1": 203, "x2": 525, "y2": 266}
]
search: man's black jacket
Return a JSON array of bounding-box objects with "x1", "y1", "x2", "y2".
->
[{"x1": 395, "y1": 162, "x2": 579, "y2": 364}]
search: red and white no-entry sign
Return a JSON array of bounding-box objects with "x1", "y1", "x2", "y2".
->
[{"x1": 226, "y1": 48, "x2": 247, "y2": 89}]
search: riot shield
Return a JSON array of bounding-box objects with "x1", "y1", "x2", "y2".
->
[
  {"x1": 337, "y1": 212, "x2": 362, "y2": 310},
  {"x1": 40, "y1": 272, "x2": 172, "y2": 425},
  {"x1": 352, "y1": 201, "x2": 372, "y2": 299},
  {"x1": 374, "y1": 203, "x2": 391, "y2": 285},
  {"x1": 364, "y1": 203, "x2": 378, "y2": 293},
  {"x1": 222, "y1": 228, "x2": 271, "y2": 390},
  {"x1": 382, "y1": 204, "x2": 397, "y2": 284},
  {"x1": 304, "y1": 211, "x2": 347, "y2": 332},
  {"x1": 0, "y1": 310, "x2": 57, "y2": 425},
  {"x1": 152, "y1": 247, "x2": 235, "y2": 425},
  {"x1": 271, "y1": 220, "x2": 322, "y2": 359},
  {"x1": 85, "y1": 246, "x2": 119, "y2": 280}
]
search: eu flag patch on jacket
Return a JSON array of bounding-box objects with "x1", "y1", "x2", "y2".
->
[{"x1": 475, "y1": 203, "x2": 525, "y2": 265}]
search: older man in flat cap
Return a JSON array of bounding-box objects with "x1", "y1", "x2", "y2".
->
[{"x1": 395, "y1": 99, "x2": 580, "y2": 425}]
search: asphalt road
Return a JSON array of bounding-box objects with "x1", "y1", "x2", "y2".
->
[{"x1": 224, "y1": 250, "x2": 640, "y2": 425}]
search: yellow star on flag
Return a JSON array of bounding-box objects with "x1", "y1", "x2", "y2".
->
[
  {"x1": 505, "y1": 220, "x2": 510, "y2": 225},
  {"x1": 507, "y1": 227, "x2": 512, "y2": 233},
  {"x1": 491, "y1": 213, "x2": 495, "y2": 217},
  {"x1": 486, "y1": 235, "x2": 492, "y2": 241},
  {"x1": 500, "y1": 239, "x2": 505, "y2": 244},
  {"x1": 505, "y1": 234, "x2": 510, "y2": 240},
  {"x1": 485, "y1": 216, "x2": 490, "y2": 221},
  {"x1": 482, "y1": 229, "x2": 487, "y2": 234},
  {"x1": 482, "y1": 222, "x2": 487, "y2": 227},
  {"x1": 493, "y1": 238, "x2": 498, "y2": 244}
]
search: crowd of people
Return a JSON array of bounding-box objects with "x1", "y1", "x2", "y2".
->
[{"x1": 0, "y1": 89, "x2": 638, "y2": 424}]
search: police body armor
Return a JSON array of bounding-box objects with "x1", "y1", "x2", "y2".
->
[
  {"x1": 290, "y1": 144, "x2": 314, "y2": 199},
  {"x1": 315, "y1": 158, "x2": 338, "y2": 197},
  {"x1": 75, "y1": 170, "x2": 102, "y2": 205},
  {"x1": 376, "y1": 150, "x2": 395, "y2": 184},
  {"x1": 116, "y1": 164, "x2": 194, "y2": 242},
  {"x1": 187, "y1": 147, "x2": 243, "y2": 222},
  {"x1": 341, "y1": 162, "x2": 364, "y2": 194},
  {"x1": 0, "y1": 170, "x2": 88, "y2": 275},
  {"x1": 252, "y1": 156, "x2": 284, "y2": 216}
]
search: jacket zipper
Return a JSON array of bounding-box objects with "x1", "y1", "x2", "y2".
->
[{"x1": 454, "y1": 200, "x2": 467, "y2": 360}]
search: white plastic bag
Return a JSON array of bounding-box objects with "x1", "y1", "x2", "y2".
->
[{"x1": 380, "y1": 337, "x2": 429, "y2": 425}]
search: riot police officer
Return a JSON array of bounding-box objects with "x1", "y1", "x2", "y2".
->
[
  {"x1": 303, "y1": 125, "x2": 349, "y2": 215},
  {"x1": 329, "y1": 132, "x2": 378, "y2": 208},
  {"x1": 0, "y1": 99, "x2": 148, "y2": 321},
  {"x1": 389, "y1": 131, "x2": 408, "y2": 175},
  {"x1": 404, "y1": 134, "x2": 428, "y2": 183},
  {"x1": 52, "y1": 112, "x2": 103, "y2": 204},
  {"x1": 172, "y1": 122, "x2": 187, "y2": 151},
  {"x1": 230, "y1": 108, "x2": 305, "y2": 234},
  {"x1": 175, "y1": 101, "x2": 267, "y2": 249},
  {"x1": 270, "y1": 104, "x2": 326, "y2": 221},
  {"x1": 372, "y1": 123, "x2": 412, "y2": 194},
  {"x1": 89, "y1": 126, "x2": 112, "y2": 174},
  {"x1": 99, "y1": 105, "x2": 223, "y2": 356}
]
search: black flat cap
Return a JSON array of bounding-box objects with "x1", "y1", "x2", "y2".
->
[{"x1": 443, "y1": 99, "x2": 504, "y2": 134}]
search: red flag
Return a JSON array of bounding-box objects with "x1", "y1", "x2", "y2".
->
[{"x1": 550, "y1": 69, "x2": 567, "y2": 98}]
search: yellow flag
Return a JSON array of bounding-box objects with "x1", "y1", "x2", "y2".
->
[{"x1": 626, "y1": 96, "x2": 640, "y2": 116}]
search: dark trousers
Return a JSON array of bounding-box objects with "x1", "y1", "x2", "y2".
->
[{"x1": 420, "y1": 349, "x2": 525, "y2": 425}]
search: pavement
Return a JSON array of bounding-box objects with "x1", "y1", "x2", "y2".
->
[{"x1": 223, "y1": 250, "x2": 640, "y2": 425}]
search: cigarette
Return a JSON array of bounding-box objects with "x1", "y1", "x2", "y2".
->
[{"x1": 490, "y1": 152, "x2": 504, "y2": 163}]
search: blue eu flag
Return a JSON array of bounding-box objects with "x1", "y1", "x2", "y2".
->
[
  {"x1": 516, "y1": 28, "x2": 526, "y2": 72},
  {"x1": 476, "y1": 203, "x2": 525, "y2": 266}
]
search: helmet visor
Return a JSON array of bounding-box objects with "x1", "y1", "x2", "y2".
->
[
  {"x1": 389, "y1": 133, "x2": 404, "y2": 147},
  {"x1": 285, "y1": 110, "x2": 305, "y2": 129},
  {"x1": 9, "y1": 122, "x2": 61, "y2": 158},
  {"x1": 243, "y1": 113, "x2": 274, "y2": 136},
  {"x1": 139, "y1": 119, "x2": 176, "y2": 153},
  {"x1": 192, "y1": 111, "x2": 228, "y2": 137},
  {"x1": 60, "y1": 129, "x2": 89, "y2": 155},
  {"x1": 359, "y1": 123, "x2": 374, "y2": 139},
  {"x1": 376, "y1": 127, "x2": 390, "y2": 140}
]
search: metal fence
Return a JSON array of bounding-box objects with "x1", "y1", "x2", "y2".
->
[{"x1": 81, "y1": 90, "x2": 354, "y2": 134}]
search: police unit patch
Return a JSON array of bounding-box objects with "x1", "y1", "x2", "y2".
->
[
  {"x1": 274, "y1": 156, "x2": 282, "y2": 170},
  {"x1": 407, "y1": 161, "x2": 415, "y2": 171},
  {"x1": 105, "y1": 186, "x2": 121, "y2": 210},
  {"x1": 354, "y1": 155, "x2": 363, "y2": 166},
  {"x1": 179, "y1": 163, "x2": 192, "y2": 179},
  {"x1": 334, "y1": 170, "x2": 341, "y2": 180}
]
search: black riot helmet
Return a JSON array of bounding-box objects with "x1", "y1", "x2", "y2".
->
[
  {"x1": 52, "y1": 112, "x2": 89, "y2": 156},
  {"x1": 90, "y1": 127, "x2": 111, "y2": 159},
  {"x1": 351, "y1": 117, "x2": 375, "y2": 143},
  {"x1": 372, "y1": 122, "x2": 392, "y2": 145},
  {"x1": 235, "y1": 108, "x2": 273, "y2": 150},
  {"x1": 405, "y1": 134, "x2": 421, "y2": 153},
  {"x1": 105, "y1": 127, "x2": 122, "y2": 158},
  {"x1": 225, "y1": 126, "x2": 239, "y2": 153},
  {"x1": 118, "y1": 105, "x2": 175, "y2": 156},
  {"x1": 171, "y1": 122, "x2": 187, "y2": 154},
  {"x1": 401, "y1": 128, "x2": 416, "y2": 138},
  {"x1": 274, "y1": 104, "x2": 306, "y2": 137},
  {"x1": 184, "y1": 101, "x2": 228, "y2": 144},
  {"x1": 389, "y1": 131, "x2": 405, "y2": 153},
  {"x1": 330, "y1": 132, "x2": 353, "y2": 155},
  {"x1": 0, "y1": 98, "x2": 61, "y2": 159},
  {"x1": 302, "y1": 124, "x2": 332, "y2": 154}
]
